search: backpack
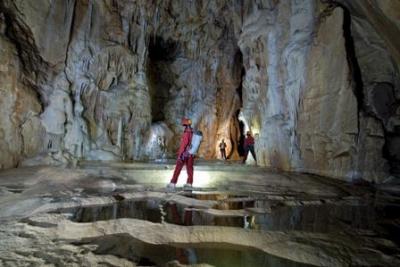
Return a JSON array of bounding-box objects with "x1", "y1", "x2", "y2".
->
[{"x1": 188, "y1": 130, "x2": 203, "y2": 155}]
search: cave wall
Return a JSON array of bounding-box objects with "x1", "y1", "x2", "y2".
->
[
  {"x1": 0, "y1": 0, "x2": 398, "y2": 182},
  {"x1": 0, "y1": 13, "x2": 44, "y2": 169},
  {"x1": 335, "y1": 0, "x2": 400, "y2": 178},
  {"x1": 0, "y1": 0, "x2": 243, "y2": 165},
  {"x1": 235, "y1": 0, "x2": 399, "y2": 182}
]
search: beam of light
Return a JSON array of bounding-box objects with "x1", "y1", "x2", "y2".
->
[
  {"x1": 192, "y1": 170, "x2": 213, "y2": 187},
  {"x1": 157, "y1": 169, "x2": 213, "y2": 188}
]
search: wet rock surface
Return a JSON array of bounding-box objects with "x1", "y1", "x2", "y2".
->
[{"x1": 0, "y1": 163, "x2": 399, "y2": 266}]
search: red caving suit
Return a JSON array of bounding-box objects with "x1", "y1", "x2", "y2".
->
[{"x1": 170, "y1": 126, "x2": 194, "y2": 184}]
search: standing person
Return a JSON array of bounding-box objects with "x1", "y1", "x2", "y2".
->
[
  {"x1": 167, "y1": 118, "x2": 194, "y2": 190},
  {"x1": 219, "y1": 139, "x2": 227, "y2": 160},
  {"x1": 242, "y1": 131, "x2": 257, "y2": 164}
]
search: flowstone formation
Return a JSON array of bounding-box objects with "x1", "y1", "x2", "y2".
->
[{"x1": 0, "y1": 0, "x2": 399, "y2": 182}]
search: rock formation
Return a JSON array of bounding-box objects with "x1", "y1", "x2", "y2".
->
[{"x1": 0, "y1": 0, "x2": 399, "y2": 182}]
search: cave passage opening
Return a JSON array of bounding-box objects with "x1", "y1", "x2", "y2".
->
[
  {"x1": 146, "y1": 36, "x2": 180, "y2": 123},
  {"x1": 236, "y1": 109, "x2": 246, "y2": 157},
  {"x1": 234, "y1": 50, "x2": 246, "y2": 158}
]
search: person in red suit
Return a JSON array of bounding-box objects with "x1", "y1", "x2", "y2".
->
[
  {"x1": 167, "y1": 118, "x2": 194, "y2": 190},
  {"x1": 242, "y1": 131, "x2": 257, "y2": 164}
]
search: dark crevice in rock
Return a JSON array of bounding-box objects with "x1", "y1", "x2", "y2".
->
[
  {"x1": 236, "y1": 109, "x2": 246, "y2": 157},
  {"x1": 373, "y1": 83, "x2": 400, "y2": 175},
  {"x1": 383, "y1": 133, "x2": 400, "y2": 175},
  {"x1": 148, "y1": 36, "x2": 179, "y2": 62},
  {"x1": 369, "y1": 83, "x2": 398, "y2": 123},
  {"x1": 146, "y1": 36, "x2": 179, "y2": 123},
  {"x1": 340, "y1": 6, "x2": 397, "y2": 176},
  {"x1": 341, "y1": 7, "x2": 364, "y2": 124},
  {"x1": 234, "y1": 50, "x2": 245, "y2": 157}
]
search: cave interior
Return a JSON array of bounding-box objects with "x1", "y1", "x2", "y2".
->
[{"x1": 0, "y1": 0, "x2": 400, "y2": 266}]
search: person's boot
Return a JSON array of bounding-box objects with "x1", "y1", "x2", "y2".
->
[
  {"x1": 183, "y1": 183, "x2": 193, "y2": 191},
  {"x1": 166, "y1": 183, "x2": 176, "y2": 192}
]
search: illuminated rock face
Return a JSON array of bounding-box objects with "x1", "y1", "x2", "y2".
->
[
  {"x1": 0, "y1": 0, "x2": 399, "y2": 181},
  {"x1": 0, "y1": 14, "x2": 44, "y2": 169}
]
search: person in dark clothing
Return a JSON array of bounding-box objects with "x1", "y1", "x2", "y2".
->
[
  {"x1": 219, "y1": 139, "x2": 227, "y2": 160},
  {"x1": 243, "y1": 131, "x2": 257, "y2": 164}
]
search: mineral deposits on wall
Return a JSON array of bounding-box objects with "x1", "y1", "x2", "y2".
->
[{"x1": 0, "y1": 0, "x2": 398, "y2": 182}]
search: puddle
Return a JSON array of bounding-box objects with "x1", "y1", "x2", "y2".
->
[
  {"x1": 69, "y1": 199, "x2": 162, "y2": 223},
  {"x1": 250, "y1": 203, "x2": 376, "y2": 232},
  {"x1": 57, "y1": 196, "x2": 380, "y2": 233},
  {"x1": 61, "y1": 199, "x2": 249, "y2": 227},
  {"x1": 77, "y1": 234, "x2": 312, "y2": 267},
  {"x1": 2, "y1": 184, "x2": 26, "y2": 194},
  {"x1": 182, "y1": 192, "x2": 255, "y2": 210},
  {"x1": 54, "y1": 193, "x2": 400, "y2": 265},
  {"x1": 164, "y1": 202, "x2": 249, "y2": 227}
]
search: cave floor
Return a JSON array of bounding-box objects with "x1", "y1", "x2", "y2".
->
[{"x1": 0, "y1": 161, "x2": 399, "y2": 267}]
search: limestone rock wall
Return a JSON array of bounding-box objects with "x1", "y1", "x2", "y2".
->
[
  {"x1": 236, "y1": 0, "x2": 399, "y2": 182},
  {"x1": 0, "y1": 14, "x2": 45, "y2": 169},
  {"x1": 0, "y1": 0, "x2": 398, "y2": 182},
  {"x1": 335, "y1": 0, "x2": 400, "y2": 177},
  {"x1": 297, "y1": 7, "x2": 359, "y2": 179},
  {"x1": 0, "y1": 0, "x2": 244, "y2": 163},
  {"x1": 297, "y1": 7, "x2": 390, "y2": 181}
]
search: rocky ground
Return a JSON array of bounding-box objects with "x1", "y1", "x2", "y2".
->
[{"x1": 0, "y1": 161, "x2": 399, "y2": 266}]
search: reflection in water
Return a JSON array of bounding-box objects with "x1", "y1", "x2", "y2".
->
[
  {"x1": 57, "y1": 193, "x2": 399, "y2": 266},
  {"x1": 166, "y1": 202, "x2": 197, "y2": 265},
  {"x1": 82, "y1": 234, "x2": 312, "y2": 267},
  {"x1": 250, "y1": 204, "x2": 376, "y2": 232},
  {"x1": 66, "y1": 196, "x2": 377, "y2": 233},
  {"x1": 71, "y1": 200, "x2": 162, "y2": 223}
]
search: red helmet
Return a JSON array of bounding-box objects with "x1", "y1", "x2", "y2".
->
[{"x1": 181, "y1": 118, "x2": 192, "y2": 126}]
